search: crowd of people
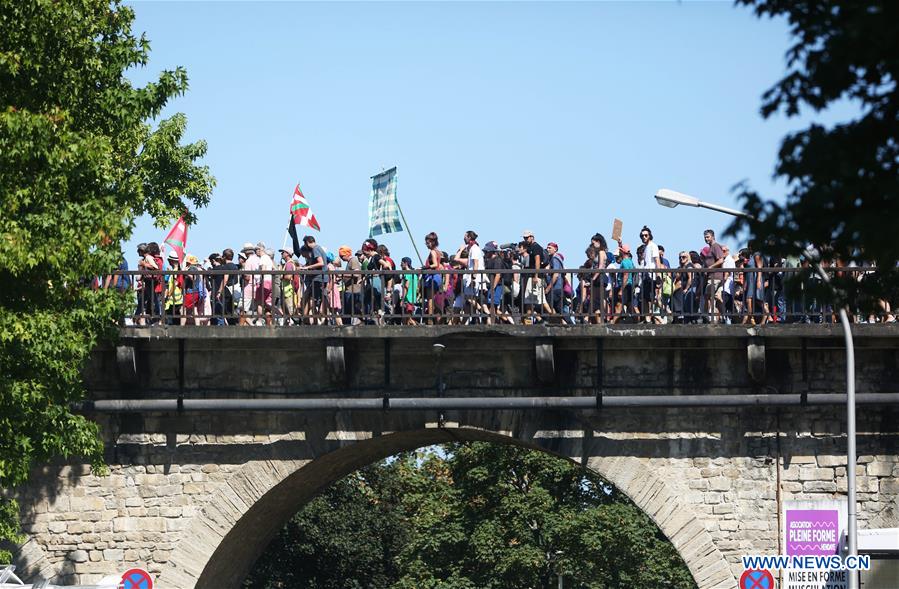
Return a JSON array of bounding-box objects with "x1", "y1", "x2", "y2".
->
[{"x1": 110, "y1": 227, "x2": 896, "y2": 327}]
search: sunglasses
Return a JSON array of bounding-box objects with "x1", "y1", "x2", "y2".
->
[{"x1": 640, "y1": 233, "x2": 650, "y2": 238}]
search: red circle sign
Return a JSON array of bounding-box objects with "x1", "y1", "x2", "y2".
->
[
  {"x1": 740, "y1": 568, "x2": 775, "y2": 589},
  {"x1": 121, "y1": 568, "x2": 153, "y2": 589}
]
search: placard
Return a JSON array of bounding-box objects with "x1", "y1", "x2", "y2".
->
[{"x1": 611, "y1": 218, "x2": 623, "y2": 242}]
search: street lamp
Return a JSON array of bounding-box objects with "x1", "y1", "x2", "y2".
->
[
  {"x1": 654, "y1": 188, "x2": 858, "y2": 589},
  {"x1": 654, "y1": 188, "x2": 750, "y2": 218}
]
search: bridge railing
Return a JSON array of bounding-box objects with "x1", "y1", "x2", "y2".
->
[{"x1": 100, "y1": 266, "x2": 893, "y2": 326}]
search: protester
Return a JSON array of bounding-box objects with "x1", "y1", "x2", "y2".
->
[
  {"x1": 339, "y1": 245, "x2": 362, "y2": 323},
  {"x1": 521, "y1": 230, "x2": 545, "y2": 324},
  {"x1": 400, "y1": 256, "x2": 419, "y2": 324},
  {"x1": 422, "y1": 232, "x2": 442, "y2": 323},
  {"x1": 638, "y1": 226, "x2": 663, "y2": 324},
  {"x1": 701, "y1": 229, "x2": 726, "y2": 322},
  {"x1": 299, "y1": 235, "x2": 327, "y2": 323},
  {"x1": 164, "y1": 252, "x2": 184, "y2": 325},
  {"x1": 325, "y1": 252, "x2": 343, "y2": 325}
]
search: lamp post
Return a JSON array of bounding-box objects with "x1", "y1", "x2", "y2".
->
[{"x1": 654, "y1": 188, "x2": 858, "y2": 589}]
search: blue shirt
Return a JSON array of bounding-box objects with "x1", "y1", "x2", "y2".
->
[{"x1": 549, "y1": 255, "x2": 564, "y2": 291}]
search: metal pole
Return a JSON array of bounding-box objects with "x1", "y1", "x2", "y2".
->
[
  {"x1": 697, "y1": 201, "x2": 751, "y2": 219},
  {"x1": 839, "y1": 305, "x2": 858, "y2": 589},
  {"x1": 395, "y1": 196, "x2": 424, "y2": 267},
  {"x1": 812, "y1": 264, "x2": 857, "y2": 588}
]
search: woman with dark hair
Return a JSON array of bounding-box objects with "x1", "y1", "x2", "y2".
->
[
  {"x1": 576, "y1": 246, "x2": 595, "y2": 321},
  {"x1": 742, "y1": 244, "x2": 767, "y2": 325},
  {"x1": 377, "y1": 244, "x2": 398, "y2": 318},
  {"x1": 588, "y1": 233, "x2": 610, "y2": 323},
  {"x1": 422, "y1": 232, "x2": 442, "y2": 323}
]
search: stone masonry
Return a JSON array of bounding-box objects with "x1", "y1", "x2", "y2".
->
[{"x1": 5, "y1": 324, "x2": 899, "y2": 589}]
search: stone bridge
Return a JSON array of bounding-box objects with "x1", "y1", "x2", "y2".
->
[{"x1": 6, "y1": 325, "x2": 899, "y2": 588}]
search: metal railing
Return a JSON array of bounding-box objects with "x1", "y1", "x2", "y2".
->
[{"x1": 99, "y1": 266, "x2": 895, "y2": 326}]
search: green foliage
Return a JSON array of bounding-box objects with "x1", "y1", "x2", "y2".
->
[
  {"x1": 246, "y1": 444, "x2": 696, "y2": 589},
  {"x1": 247, "y1": 462, "x2": 413, "y2": 589},
  {"x1": 728, "y1": 1, "x2": 899, "y2": 303},
  {"x1": 0, "y1": 0, "x2": 214, "y2": 561}
]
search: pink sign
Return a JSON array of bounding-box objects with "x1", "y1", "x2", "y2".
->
[{"x1": 785, "y1": 509, "x2": 840, "y2": 556}]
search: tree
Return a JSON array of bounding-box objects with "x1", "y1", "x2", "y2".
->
[
  {"x1": 395, "y1": 443, "x2": 695, "y2": 589},
  {"x1": 247, "y1": 462, "x2": 412, "y2": 589},
  {"x1": 246, "y1": 445, "x2": 696, "y2": 589},
  {"x1": 728, "y1": 1, "x2": 899, "y2": 304},
  {"x1": 0, "y1": 0, "x2": 214, "y2": 560}
]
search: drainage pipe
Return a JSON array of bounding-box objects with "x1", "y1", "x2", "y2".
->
[{"x1": 76, "y1": 393, "x2": 899, "y2": 413}]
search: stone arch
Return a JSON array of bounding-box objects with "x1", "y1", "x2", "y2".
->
[{"x1": 159, "y1": 427, "x2": 736, "y2": 589}]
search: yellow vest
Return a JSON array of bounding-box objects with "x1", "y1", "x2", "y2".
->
[{"x1": 165, "y1": 274, "x2": 183, "y2": 308}]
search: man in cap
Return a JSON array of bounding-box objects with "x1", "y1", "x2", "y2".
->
[
  {"x1": 278, "y1": 248, "x2": 299, "y2": 324},
  {"x1": 253, "y1": 243, "x2": 275, "y2": 325},
  {"x1": 482, "y1": 241, "x2": 507, "y2": 324},
  {"x1": 181, "y1": 254, "x2": 206, "y2": 325},
  {"x1": 240, "y1": 243, "x2": 261, "y2": 325},
  {"x1": 544, "y1": 242, "x2": 565, "y2": 317},
  {"x1": 521, "y1": 230, "x2": 546, "y2": 323},
  {"x1": 454, "y1": 230, "x2": 485, "y2": 320}
]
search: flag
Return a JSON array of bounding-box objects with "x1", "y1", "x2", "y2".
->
[
  {"x1": 369, "y1": 167, "x2": 403, "y2": 237},
  {"x1": 287, "y1": 216, "x2": 302, "y2": 257},
  {"x1": 163, "y1": 215, "x2": 188, "y2": 265},
  {"x1": 290, "y1": 183, "x2": 321, "y2": 231}
]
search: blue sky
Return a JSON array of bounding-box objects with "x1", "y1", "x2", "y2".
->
[{"x1": 124, "y1": 1, "x2": 821, "y2": 266}]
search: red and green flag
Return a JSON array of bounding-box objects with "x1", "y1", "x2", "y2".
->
[
  {"x1": 290, "y1": 183, "x2": 320, "y2": 231},
  {"x1": 163, "y1": 215, "x2": 188, "y2": 265}
]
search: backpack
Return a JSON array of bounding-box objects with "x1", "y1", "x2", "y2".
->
[
  {"x1": 501, "y1": 257, "x2": 514, "y2": 286},
  {"x1": 533, "y1": 245, "x2": 548, "y2": 268}
]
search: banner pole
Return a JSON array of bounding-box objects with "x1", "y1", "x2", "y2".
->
[{"x1": 395, "y1": 198, "x2": 424, "y2": 267}]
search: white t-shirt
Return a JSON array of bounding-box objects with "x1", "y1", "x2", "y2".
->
[
  {"x1": 466, "y1": 243, "x2": 485, "y2": 289},
  {"x1": 258, "y1": 253, "x2": 275, "y2": 272},
  {"x1": 644, "y1": 241, "x2": 661, "y2": 269},
  {"x1": 722, "y1": 254, "x2": 736, "y2": 296}
]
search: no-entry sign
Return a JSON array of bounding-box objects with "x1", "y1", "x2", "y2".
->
[
  {"x1": 740, "y1": 569, "x2": 775, "y2": 589},
  {"x1": 121, "y1": 568, "x2": 153, "y2": 589}
]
